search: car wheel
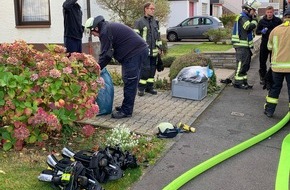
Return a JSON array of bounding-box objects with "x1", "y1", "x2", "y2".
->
[{"x1": 167, "y1": 32, "x2": 178, "y2": 42}]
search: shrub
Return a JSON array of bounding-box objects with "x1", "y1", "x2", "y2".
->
[
  {"x1": 154, "y1": 76, "x2": 170, "y2": 90},
  {"x1": 161, "y1": 38, "x2": 168, "y2": 55},
  {"x1": 169, "y1": 52, "x2": 219, "y2": 94},
  {"x1": 0, "y1": 40, "x2": 102, "y2": 150},
  {"x1": 204, "y1": 28, "x2": 231, "y2": 44},
  {"x1": 219, "y1": 14, "x2": 237, "y2": 28},
  {"x1": 162, "y1": 56, "x2": 176, "y2": 68},
  {"x1": 109, "y1": 69, "x2": 123, "y2": 86}
]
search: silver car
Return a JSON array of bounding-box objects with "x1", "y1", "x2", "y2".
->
[{"x1": 166, "y1": 16, "x2": 224, "y2": 42}]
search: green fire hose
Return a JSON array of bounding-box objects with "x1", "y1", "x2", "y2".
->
[
  {"x1": 163, "y1": 112, "x2": 290, "y2": 190},
  {"x1": 275, "y1": 133, "x2": 290, "y2": 190}
]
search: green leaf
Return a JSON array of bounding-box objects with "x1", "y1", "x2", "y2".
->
[
  {"x1": 8, "y1": 89, "x2": 15, "y2": 99},
  {"x1": 27, "y1": 135, "x2": 37, "y2": 144},
  {"x1": 70, "y1": 84, "x2": 81, "y2": 96},
  {"x1": 24, "y1": 102, "x2": 32, "y2": 108},
  {"x1": 0, "y1": 72, "x2": 13, "y2": 87},
  {"x1": 0, "y1": 99, "x2": 4, "y2": 106},
  {"x1": 13, "y1": 116, "x2": 27, "y2": 121},
  {"x1": 8, "y1": 79, "x2": 17, "y2": 88},
  {"x1": 0, "y1": 90, "x2": 4, "y2": 106},
  {"x1": 40, "y1": 133, "x2": 49, "y2": 141},
  {"x1": 2, "y1": 132, "x2": 12, "y2": 141},
  {"x1": 3, "y1": 142, "x2": 13, "y2": 151}
]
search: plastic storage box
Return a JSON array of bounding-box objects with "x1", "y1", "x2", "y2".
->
[{"x1": 171, "y1": 79, "x2": 207, "y2": 100}]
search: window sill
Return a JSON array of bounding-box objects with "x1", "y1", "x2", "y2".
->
[{"x1": 16, "y1": 25, "x2": 51, "y2": 28}]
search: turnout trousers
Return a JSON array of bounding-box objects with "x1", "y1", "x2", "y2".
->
[
  {"x1": 138, "y1": 56, "x2": 157, "y2": 91},
  {"x1": 233, "y1": 47, "x2": 252, "y2": 85},
  {"x1": 265, "y1": 72, "x2": 290, "y2": 114}
]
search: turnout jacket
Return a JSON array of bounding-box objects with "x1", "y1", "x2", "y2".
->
[
  {"x1": 268, "y1": 19, "x2": 290, "y2": 73},
  {"x1": 134, "y1": 16, "x2": 162, "y2": 57},
  {"x1": 256, "y1": 15, "x2": 282, "y2": 42},
  {"x1": 232, "y1": 11, "x2": 258, "y2": 48},
  {"x1": 63, "y1": 0, "x2": 83, "y2": 40}
]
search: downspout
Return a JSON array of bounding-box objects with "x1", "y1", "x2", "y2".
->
[{"x1": 87, "y1": 0, "x2": 92, "y2": 55}]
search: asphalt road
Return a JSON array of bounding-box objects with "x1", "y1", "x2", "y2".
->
[{"x1": 131, "y1": 55, "x2": 290, "y2": 190}]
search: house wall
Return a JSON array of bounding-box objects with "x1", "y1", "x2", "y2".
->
[
  {"x1": 194, "y1": 0, "x2": 210, "y2": 15},
  {"x1": 212, "y1": 4, "x2": 223, "y2": 17},
  {"x1": 0, "y1": 0, "x2": 110, "y2": 44},
  {"x1": 223, "y1": 0, "x2": 243, "y2": 14},
  {"x1": 167, "y1": 1, "x2": 190, "y2": 27},
  {"x1": 167, "y1": 0, "x2": 210, "y2": 28}
]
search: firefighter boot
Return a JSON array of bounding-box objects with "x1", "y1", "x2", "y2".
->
[
  {"x1": 264, "y1": 103, "x2": 276, "y2": 118},
  {"x1": 145, "y1": 88, "x2": 157, "y2": 95}
]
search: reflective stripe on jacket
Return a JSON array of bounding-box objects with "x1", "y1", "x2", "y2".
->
[
  {"x1": 134, "y1": 16, "x2": 162, "y2": 57},
  {"x1": 268, "y1": 19, "x2": 290, "y2": 73},
  {"x1": 231, "y1": 11, "x2": 257, "y2": 48}
]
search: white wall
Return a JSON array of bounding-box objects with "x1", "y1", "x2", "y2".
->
[
  {"x1": 223, "y1": 0, "x2": 243, "y2": 14},
  {"x1": 0, "y1": 0, "x2": 110, "y2": 44},
  {"x1": 194, "y1": 0, "x2": 210, "y2": 16},
  {"x1": 167, "y1": 1, "x2": 189, "y2": 27}
]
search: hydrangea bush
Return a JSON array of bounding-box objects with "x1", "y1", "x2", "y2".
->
[
  {"x1": 105, "y1": 124, "x2": 139, "y2": 151},
  {"x1": 0, "y1": 40, "x2": 102, "y2": 150}
]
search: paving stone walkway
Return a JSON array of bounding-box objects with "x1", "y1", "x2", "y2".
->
[{"x1": 79, "y1": 65, "x2": 235, "y2": 136}]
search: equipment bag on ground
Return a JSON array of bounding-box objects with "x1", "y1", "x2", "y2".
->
[{"x1": 96, "y1": 68, "x2": 114, "y2": 115}]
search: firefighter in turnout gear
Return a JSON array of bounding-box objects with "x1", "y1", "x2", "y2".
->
[
  {"x1": 134, "y1": 2, "x2": 163, "y2": 96},
  {"x1": 264, "y1": 8, "x2": 290, "y2": 117},
  {"x1": 231, "y1": 0, "x2": 261, "y2": 89}
]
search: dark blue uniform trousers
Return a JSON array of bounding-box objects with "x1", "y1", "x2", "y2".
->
[
  {"x1": 120, "y1": 49, "x2": 148, "y2": 115},
  {"x1": 64, "y1": 37, "x2": 82, "y2": 53}
]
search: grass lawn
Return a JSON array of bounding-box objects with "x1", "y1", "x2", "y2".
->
[
  {"x1": 0, "y1": 126, "x2": 167, "y2": 190},
  {"x1": 166, "y1": 42, "x2": 232, "y2": 57}
]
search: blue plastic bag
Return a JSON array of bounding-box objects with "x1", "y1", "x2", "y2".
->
[{"x1": 96, "y1": 68, "x2": 114, "y2": 115}]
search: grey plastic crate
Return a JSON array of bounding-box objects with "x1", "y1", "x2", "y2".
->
[{"x1": 171, "y1": 80, "x2": 207, "y2": 100}]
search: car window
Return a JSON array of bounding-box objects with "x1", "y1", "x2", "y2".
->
[
  {"x1": 204, "y1": 18, "x2": 212, "y2": 25},
  {"x1": 193, "y1": 18, "x2": 199, "y2": 25},
  {"x1": 181, "y1": 19, "x2": 190, "y2": 26}
]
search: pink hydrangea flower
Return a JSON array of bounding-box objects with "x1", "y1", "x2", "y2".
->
[
  {"x1": 49, "y1": 68, "x2": 61, "y2": 78},
  {"x1": 30, "y1": 73, "x2": 39, "y2": 81},
  {"x1": 14, "y1": 125, "x2": 30, "y2": 140},
  {"x1": 63, "y1": 66, "x2": 72, "y2": 74},
  {"x1": 82, "y1": 125, "x2": 95, "y2": 138}
]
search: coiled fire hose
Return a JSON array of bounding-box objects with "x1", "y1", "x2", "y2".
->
[{"x1": 163, "y1": 112, "x2": 290, "y2": 190}]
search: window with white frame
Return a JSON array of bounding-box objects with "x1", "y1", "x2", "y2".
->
[{"x1": 14, "y1": 0, "x2": 51, "y2": 27}]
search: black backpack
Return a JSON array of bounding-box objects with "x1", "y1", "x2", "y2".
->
[
  {"x1": 39, "y1": 157, "x2": 103, "y2": 190},
  {"x1": 62, "y1": 147, "x2": 124, "y2": 183}
]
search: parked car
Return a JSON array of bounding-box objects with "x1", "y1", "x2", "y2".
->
[{"x1": 166, "y1": 16, "x2": 224, "y2": 42}]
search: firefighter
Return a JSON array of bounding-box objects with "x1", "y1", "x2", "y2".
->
[
  {"x1": 256, "y1": 6, "x2": 282, "y2": 85},
  {"x1": 264, "y1": 8, "x2": 290, "y2": 117},
  {"x1": 231, "y1": 0, "x2": 261, "y2": 89},
  {"x1": 134, "y1": 2, "x2": 163, "y2": 96},
  {"x1": 84, "y1": 16, "x2": 148, "y2": 119}
]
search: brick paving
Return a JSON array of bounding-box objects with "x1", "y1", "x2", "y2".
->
[{"x1": 79, "y1": 65, "x2": 235, "y2": 136}]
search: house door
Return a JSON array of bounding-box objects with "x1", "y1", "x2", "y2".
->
[{"x1": 189, "y1": 2, "x2": 194, "y2": 17}]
